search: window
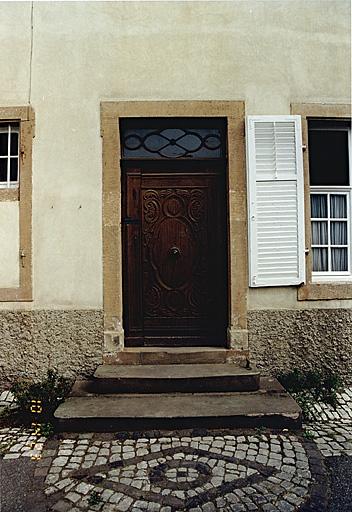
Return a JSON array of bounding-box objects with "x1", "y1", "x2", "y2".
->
[
  {"x1": 0, "y1": 106, "x2": 34, "y2": 302},
  {"x1": 309, "y1": 120, "x2": 351, "y2": 279},
  {"x1": 120, "y1": 118, "x2": 226, "y2": 159},
  {"x1": 0, "y1": 123, "x2": 19, "y2": 188}
]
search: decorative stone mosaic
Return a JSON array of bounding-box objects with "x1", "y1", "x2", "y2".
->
[{"x1": 43, "y1": 433, "x2": 318, "y2": 511}]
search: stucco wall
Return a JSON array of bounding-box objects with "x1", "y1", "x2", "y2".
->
[
  {"x1": 0, "y1": 202, "x2": 19, "y2": 288},
  {"x1": 0, "y1": 0, "x2": 350, "y2": 311},
  {"x1": 0, "y1": 310, "x2": 103, "y2": 385},
  {"x1": 249, "y1": 309, "x2": 352, "y2": 383}
]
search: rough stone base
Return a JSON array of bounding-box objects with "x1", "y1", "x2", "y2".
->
[
  {"x1": 0, "y1": 310, "x2": 103, "y2": 386},
  {"x1": 248, "y1": 308, "x2": 352, "y2": 384}
]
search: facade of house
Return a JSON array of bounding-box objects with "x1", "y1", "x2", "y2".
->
[{"x1": 0, "y1": 1, "x2": 351, "y2": 385}]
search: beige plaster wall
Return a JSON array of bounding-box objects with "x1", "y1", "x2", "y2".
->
[
  {"x1": 0, "y1": 202, "x2": 19, "y2": 288},
  {"x1": 0, "y1": 0, "x2": 350, "y2": 310}
]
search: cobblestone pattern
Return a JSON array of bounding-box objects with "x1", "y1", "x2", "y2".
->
[
  {"x1": 0, "y1": 389, "x2": 15, "y2": 407},
  {"x1": 304, "y1": 423, "x2": 352, "y2": 458},
  {"x1": 0, "y1": 427, "x2": 46, "y2": 460},
  {"x1": 308, "y1": 387, "x2": 352, "y2": 424},
  {"x1": 42, "y1": 433, "x2": 316, "y2": 512}
]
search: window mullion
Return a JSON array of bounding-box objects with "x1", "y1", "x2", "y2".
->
[{"x1": 349, "y1": 191, "x2": 352, "y2": 273}]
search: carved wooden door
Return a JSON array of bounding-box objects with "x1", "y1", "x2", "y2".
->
[{"x1": 122, "y1": 164, "x2": 228, "y2": 347}]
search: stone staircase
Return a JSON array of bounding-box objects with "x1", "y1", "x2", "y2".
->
[{"x1": 54, "y1": 349, "x2": 302, "y2": 432}]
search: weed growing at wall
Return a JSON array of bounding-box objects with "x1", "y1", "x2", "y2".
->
[
  {"x1": 10, "y1": 369, "x2": 71, "y2": 422},
  {"x1": 277, "y1": 369, "x2": 343, "y2": 421}
]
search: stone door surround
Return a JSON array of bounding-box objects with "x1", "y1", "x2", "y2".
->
[{"x1": 100, "y1": 101, "x2": 248, "y2": 360}]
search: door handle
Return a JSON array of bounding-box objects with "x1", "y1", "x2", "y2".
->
[{"x1": 170, "y1": 246, "x2": 181, "y2": 257}]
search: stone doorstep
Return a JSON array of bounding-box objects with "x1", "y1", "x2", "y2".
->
[
  {"x1": 55, "y1": 377, "x2": 302, "y2": 432},
  {"x1": 71, "y1": 364, "x2": 260, "y2": 395},
  {"x1": 103, "y1": 347, "x2": 249, "y2": 366}
]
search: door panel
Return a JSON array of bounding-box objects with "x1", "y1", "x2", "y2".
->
[{"x1": 123, "y1": 167, "x2": 227, "y2": 346}]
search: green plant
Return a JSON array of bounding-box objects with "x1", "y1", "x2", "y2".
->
[
  {"x1": 88, "y1": 491, "x2": 103, "y2": 506},
  {"x1": 302, "y1": 429, "x2": 315, "y2": 440},
  {"x1": 254, "y1": 426, "x2": 265, "y2": 437},
  {"x1": 277, "y1": 368, "x2": 343, "y2": 421},
  {"x1": 10, "y1": 369, "x2": 71, "y2": 421},
  {"x1": 38, "y1": 422, "x2": 55, "y2": 437}
]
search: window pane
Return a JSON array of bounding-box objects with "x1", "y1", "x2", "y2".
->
[
  {"x1": 0, "y1": 133, "x2": 8, "y2": 156},
  {"x1": 312, "y1": 248, "x2": 328, "y2": 271},
  {"x1": 330, "y1": 195, "x2": 347, "y2": 218},
  {"x1": 10, "y1": 158, "x2": 18, "y2": 182},
  {"x1": 331, "y1": 221, "x2": 347, "y2": 245},
  {"x1": 10, "y1": 132, "x2": 18, "y2": 156},
  {"x1": 0, "y1": 159, "x2": 7, "y2": 182},
  {"x1": 311, "y1": 194, "x2": 327, "y2": 218},
  {"x1": 308, "y1": 128, "x2": 349, "y2": 186},
  {"x1": 120, "y1": 118, "x2": 226, "y2": 159},
  {"x1": 311, "y1": 221, "x2": 328, "y2": 245},
  {"x1": 331, "y1": 248, "x2": 348, "y2": 271}
]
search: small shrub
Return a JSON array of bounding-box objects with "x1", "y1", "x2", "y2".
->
[
  {"x1": 277, "y1": 368, "x2": 343, "y2": 421},
  {"x1": 10, "y1": 369, "x2": 71, "y2": 421}
]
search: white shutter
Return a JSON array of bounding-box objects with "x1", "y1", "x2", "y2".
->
[{"x1": 246, "y1": 115, "x2": 305, "y2": 287}]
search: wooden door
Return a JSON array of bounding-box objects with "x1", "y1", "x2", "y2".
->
[{"x1": 122, "y1": 163, "x2": 228, "y2": 346}]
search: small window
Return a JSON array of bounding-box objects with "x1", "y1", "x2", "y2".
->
[
  {"x1": 0, "y1": 123, "x2": 19, "y2": 188},
  {"x1": 308, "y1": 119, "x2": 351, "y2": 278}
]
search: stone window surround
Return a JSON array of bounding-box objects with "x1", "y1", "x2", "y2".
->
[
  {"x1": 100, "y1": 101, "x2": 249, "y2": 356},
  {"x1": 291, "y1": 103, "x2": 352, "y2": 301},
  {"x1": 0, "y1": 106, "x2": 34, "y2": 302}
]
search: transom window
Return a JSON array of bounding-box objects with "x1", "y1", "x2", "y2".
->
[
  {"x1": 0, "y1": 123, "x2": 19, "y2": 188},
  {"x1": 309, "y1": 120, "x2": 351, "y2": 278},
  {"x1": 120, "y1": 118, "x2": 227, "y2": 159}
]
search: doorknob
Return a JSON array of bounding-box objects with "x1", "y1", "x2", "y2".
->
[{"x1": 170, "y1": 246, "x2": 181, "y2": 257}]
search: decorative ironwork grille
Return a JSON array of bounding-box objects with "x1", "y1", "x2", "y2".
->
[{"x1": 120, "y1": 118, "x2": 226, "y2": 159}]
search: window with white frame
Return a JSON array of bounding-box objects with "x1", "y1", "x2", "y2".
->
[
  {"x1": 0, "y1": 123, "x2": 19, "y2": 189},
  {"x1": 308, "y1": 119, "x2": 351, "y2": 279}
]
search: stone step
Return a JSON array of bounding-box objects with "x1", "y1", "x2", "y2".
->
[
  {"x1": 72, "y1": 364, "x2": 260, "y2": 394},
  {"x1": 103, "y1": 347, "x2": 248, "y2": 366},
  {"x1": 55, "y1": 377, "x2": 302, "y2": 432}
]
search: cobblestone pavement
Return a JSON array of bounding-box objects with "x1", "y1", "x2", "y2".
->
[
  {"x1": 1, "y1": 386, "x2": 352, "y2": 511},
  {"x1": 1, "y1": 429, "x2": 327, "y2": 512},
  {"x1": 0, "y1": 427, "x2": 46, "y2": 460},
  {"x1": 305, "y1": 388, "x2": 352, "y2": 424},
  {"x1": 304, "y1": 423, "x2": 352, "y2": 458},
  {"x1": 0, "y1": 389, "x2": 15, "y2": 408}
]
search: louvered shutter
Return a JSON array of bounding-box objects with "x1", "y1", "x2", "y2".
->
[{"x1": 246, "y1": 115, "x2": 305, "y2": 287}]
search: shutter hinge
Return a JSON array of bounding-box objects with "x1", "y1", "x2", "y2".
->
[
  {"x1": 304, "y1": 248, "x2": 310, "y2": 255},
  {"x1": 302, "y1": 144, "x2": 307, "y2": 151}
]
